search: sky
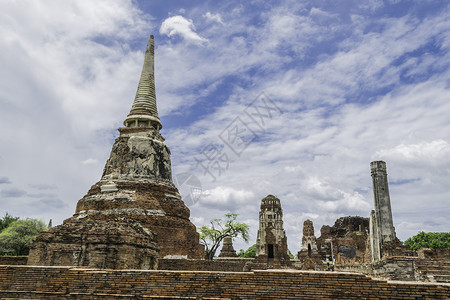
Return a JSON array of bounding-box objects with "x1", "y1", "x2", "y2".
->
[{"x1": 0, "y1": 0, "x2": 449, "y2": 254}]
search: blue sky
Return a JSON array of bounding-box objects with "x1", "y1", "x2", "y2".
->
[{"x1": 0, "y1": 0, "x2": 449, "y2": 253}]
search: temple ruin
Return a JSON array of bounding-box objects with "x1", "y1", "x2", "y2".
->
[
  {"x1": 254, "y1": 195, "x2": 291, "y2": 267},
  {"x1": 27, "y1": 35, "x2": 204, "y2": 269},
  {"x1": 218, "y1": 235, "x2": 238, "y2": 258},
  {"x1": 0, "y1": 31, "x2": 448, "y2": 298}
]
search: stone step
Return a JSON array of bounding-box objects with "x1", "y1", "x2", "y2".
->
[{"x1": 433, "y1": 275, "x2": 450, "y2": 283}]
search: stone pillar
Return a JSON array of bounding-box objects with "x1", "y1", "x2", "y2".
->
[
  {"x1": 369, "y1": 210, "x2": 381, "y2": 261},
  {"x1": 370, "y1": 161, "x2": 396, "y2": 260}
]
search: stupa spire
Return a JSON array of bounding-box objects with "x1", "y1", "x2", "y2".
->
[{"x1": 124, "y1": 35, "x2": 162, "y2": 130}]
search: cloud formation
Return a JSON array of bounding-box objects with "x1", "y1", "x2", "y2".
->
[
  {"x1": 1, "y1": 1, "x2": 449, "y2": 253},
  {"x1": 160, "y1": 15, "x2": 208, "y2": 44}
]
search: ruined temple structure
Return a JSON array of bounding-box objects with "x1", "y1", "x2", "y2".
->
[
  {"x1": 318, "y1": 216, "x2": 370, "y2": 266},
  {"x1": 369, "y1": 161, "x2": 409, "y2": 261},
  {"x1": 218, "y1": 235, "x2": 238, "y2": 258},
  {"x1": 254, "y1": 195, "x2": 291, "y2": 268},
  {"x1": 296, "y1": 217, "x2": 370, "y2": 269},
  {"x1": 28, "y1": 35, "x2": 204, "y2": 268},
  {"x1": 297, "y1": 220, "x2": 320, "y2": 269}
]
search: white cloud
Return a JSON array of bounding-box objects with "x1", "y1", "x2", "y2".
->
[
  {"x1": 374, "y1": 140, "x2": 450, "y2": 165},
  {"x1": 160, "y1": 15, "x2": 208, "y2": 44},
  {"x1": 81, "y1": 158, "x2": 100, "y2": 165},
  {"x1": 201, "y1": 186, "x2": 255, "y2": 208},
  {"x1": 204, "y1": 12, "x2": 224, "y2": 25}
]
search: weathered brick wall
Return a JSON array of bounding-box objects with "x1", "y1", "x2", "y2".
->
[
  {"x1": 158, "y1": 258, "x2": 252, "y2": 271},
  {"x1": 336, "y1": 256, "x2": 450, "y2": 283},
  {"x1": 418, "y1": 248, "x2": 450, "y2": 260},
  {"x1": 0, "y1": 265, "x2": 448, "y2": 299},
  {"x1": 0, "y1": 256, "x2": 28, "y2": 265}
]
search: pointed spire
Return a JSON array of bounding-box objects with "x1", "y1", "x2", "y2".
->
[{"x1": 124, "y1": 35, "x2": 162, "y2": 130}]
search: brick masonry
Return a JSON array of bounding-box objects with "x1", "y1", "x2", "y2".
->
[
  {"x1": 0, "y1": 256, "x2": 28, "y2": 265},
  {"x1": 0, "y1": 265, "x2": 448, "y2": 299},
  {"x1": 158, "y1": 258, "x2": 251, "y2": 272}
]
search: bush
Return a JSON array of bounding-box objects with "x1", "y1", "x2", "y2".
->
[
  {"x1": 0, "y1": 218, "x2": 47, "y2": 255},
  {"x1": 238, "y1": 244, "x2": 256, "y2": 258},
  {"x1": 404, "y1": 232, "x2": 450, "y2": 251}
]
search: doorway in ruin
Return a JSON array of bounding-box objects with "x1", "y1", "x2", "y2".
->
[
  {"x1": 268, "y1": 244, "x2": 274, "y2": 258},
  {"x1": 308, "y1": 244, "x2": 312, "y2": 257}
]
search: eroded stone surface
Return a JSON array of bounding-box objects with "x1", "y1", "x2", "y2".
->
[{"x1": 28, "y1": 219, "x2": 158, "y2": 269}]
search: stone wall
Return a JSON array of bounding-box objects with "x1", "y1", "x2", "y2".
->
[
  {"x1": 0, "y1": 265, "x2": 449, "y2": 299},
  {"x1": 0, "y1": 256, "x2": 28, "y2": 265},
  {"x1": 158, "y1": 258, "x2": 252, "y2": 272},
  {"x1": 418, "y1": 248, "x2": 450, "y2": 260},
  {"x1": 336, "y1": 256, "x2": 450, "y2": 283}
]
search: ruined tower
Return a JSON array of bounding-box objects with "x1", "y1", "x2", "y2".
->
[
  {"x1": 254, "y1": 195, "x2": 291, "y2": 267},
  {"x1": 218, "y1": 235, "x2": 238, "y2": 258},
  {"x1": 300, "y1": 220, "x2": 318, "y2": 256},
  {"x1": 28, "y1": 35, "x2": 204, "y2": 268},
  {"x1": 297, "y1": 219, "x2": 321, "y2": 269},
  {"x1": 369, "y1": 160, "x2": 396, "y2": 261}
]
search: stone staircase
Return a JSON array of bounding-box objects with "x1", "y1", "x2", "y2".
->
[{"x1": 415, "y1": 258, "x2": 450, "y2": 283}]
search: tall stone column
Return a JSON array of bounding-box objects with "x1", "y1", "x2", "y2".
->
[{"x1": 370, "y1": 161, "x2": 396, "y2": 260}]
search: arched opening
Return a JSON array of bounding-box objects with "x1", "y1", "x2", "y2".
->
[
  {"x1": 268, "y1": 244, "x2": 274, "y2": 259},
  {"x1": 308, "y1": 244, "x2": 312, "y2": 257}
]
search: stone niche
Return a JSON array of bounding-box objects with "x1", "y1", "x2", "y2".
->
[{"x1": 28, "y1": 219, "x2": 158, "y2": 269}]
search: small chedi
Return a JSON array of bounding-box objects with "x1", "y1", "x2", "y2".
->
[
  {"x1": 218, "y1": 235, "x2": 238, "y2": 258},
  {"x1": 254, "y1": 195, "x2": 291, "y2": 267},
  {"x1": 28, "y1": 35, "x2": 204, "y2": 269}
]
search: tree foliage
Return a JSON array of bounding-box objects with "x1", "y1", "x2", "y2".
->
[
  {"x1": 404, "y1": 232, "x2": 450, "y2": 251},
  {"x1": 0, "y1": 213, "x2": 19, "y2": 233},
  {"x1": 199, "y1": 213, "x2": 250, "y2": 260},
  {"x1": 238, "y1": 244, "x2": 257, "y2": 258},
  {"x1": 0, "y1": 218, "x2": 47, "y2": 255}
]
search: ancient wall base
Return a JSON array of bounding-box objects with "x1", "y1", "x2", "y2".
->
[
  {"x1": 0, "y1": 265, "x2": 449, "y2": 299},
  {"x1": 158, "y1": 258, "x2": 252, "y2": 272},
  {"x1": 0, "y1": 256, "x2": 28, "y2": 265}
]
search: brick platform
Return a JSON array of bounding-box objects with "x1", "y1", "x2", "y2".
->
[{"x1": 0, "y1": 265, "x2": 449, "y2": 299}]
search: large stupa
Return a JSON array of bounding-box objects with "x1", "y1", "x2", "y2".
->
[{"x1": 28, "y1": 35, "x2": 205, "y2": 269}]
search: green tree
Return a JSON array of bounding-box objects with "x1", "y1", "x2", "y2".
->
[
  {"x1": 0, "y1": 213, "x2": 19, "y2": 233},
  {"x1": 0, "y1": 218, "x2": 47, "y2": 255},
  {"x1": 199, "y1": 213, "x2": 250, "y2": 260},
  {"x1": 404, "y1": 232, "x2": 450, "y2": 251},
  {"x1": 238, "y1": 244, "x2": 257, "y2": 258}
]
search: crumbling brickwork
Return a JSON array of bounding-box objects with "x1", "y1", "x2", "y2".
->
[
  {"x1": 0, "y1": 265, "x2": 449, "y2": 299},
  {"x1": 297, "y1": 220, "x2": 321, "y2": 269},
  {"x1": 297, "y1": 216, "x2": 370, "y2": 269},
  {"x1": 218, "y1": 235, "x2": 238, "y2": 257},
  {"x1": 28, "y1": 219, "x2": 158, "y2": 269}
]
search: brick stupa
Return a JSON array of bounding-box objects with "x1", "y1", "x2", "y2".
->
[{"x1": 28, "y1": 35, "x2": 204, "y2": 268}]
